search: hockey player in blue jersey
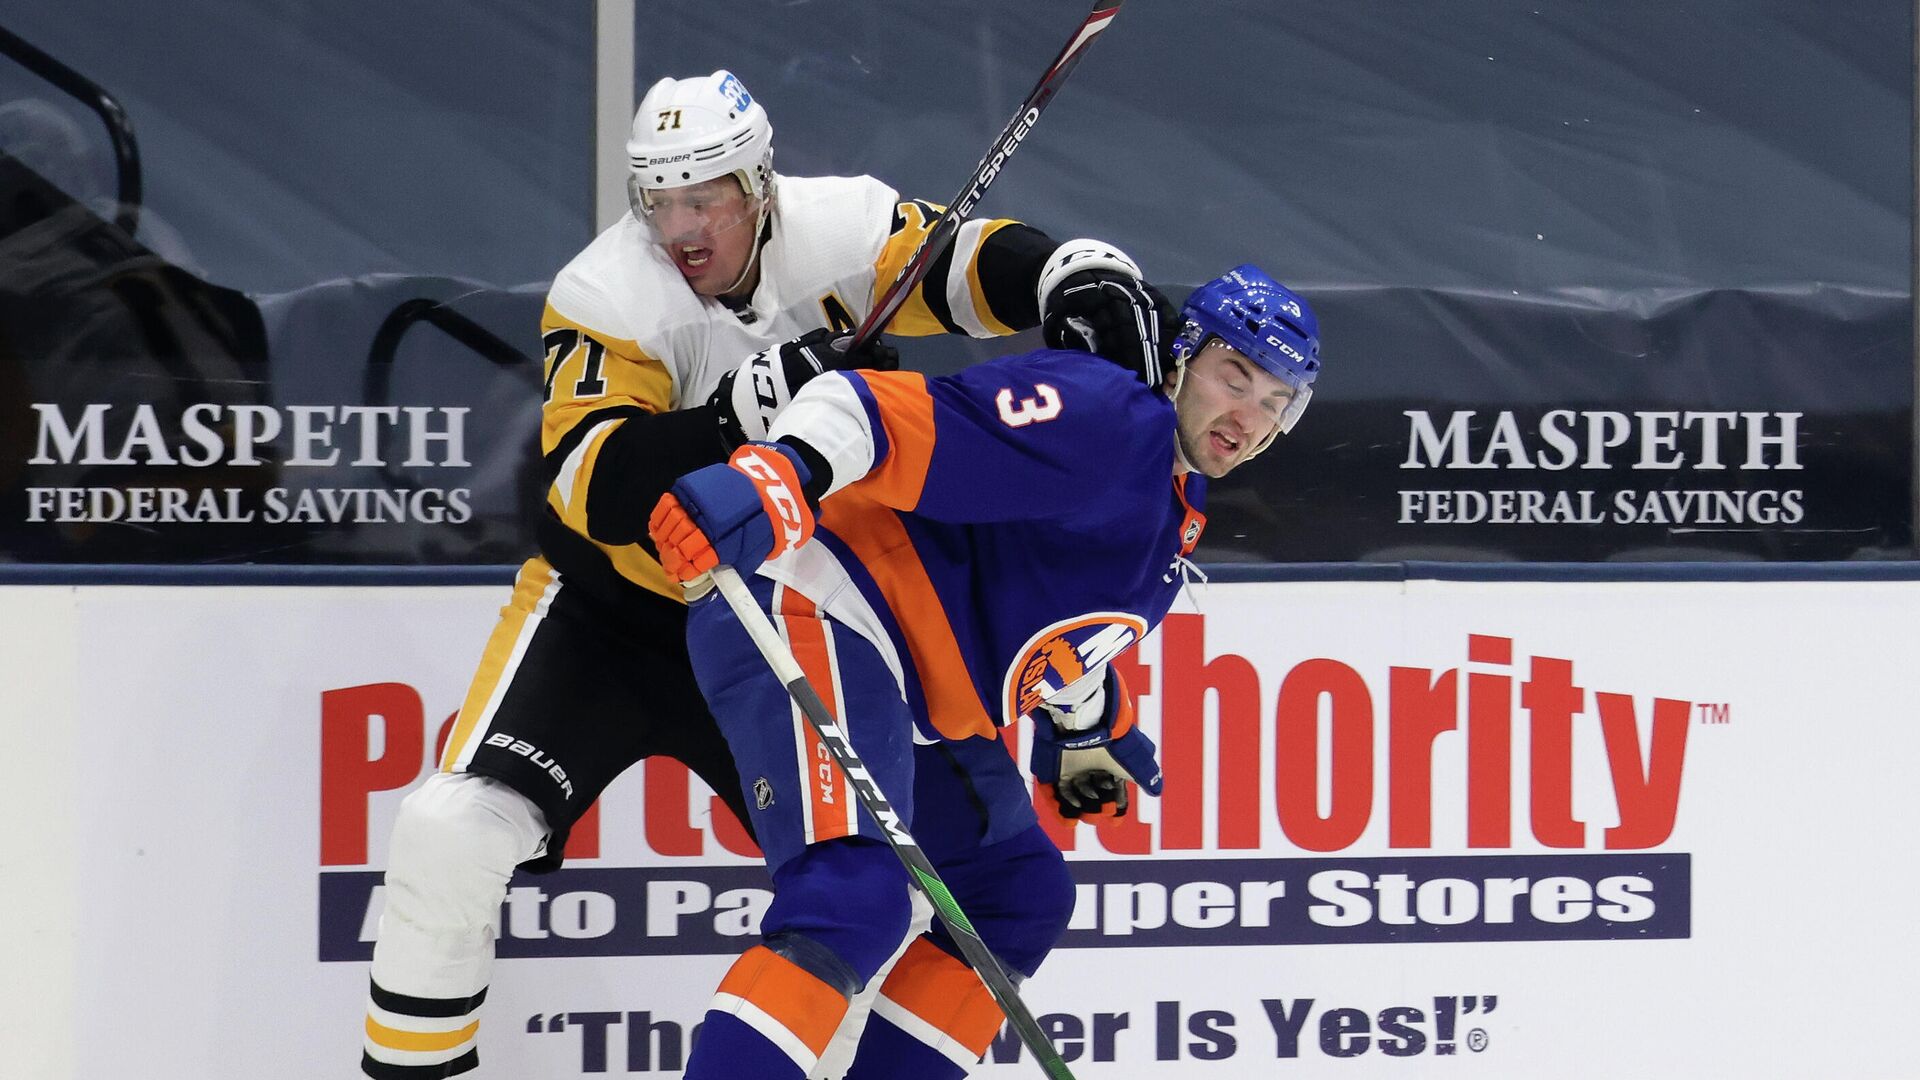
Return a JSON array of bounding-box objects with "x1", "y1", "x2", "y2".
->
[{"x1": 647, "y1": 265, "x2": 1322, "y2": 1078}]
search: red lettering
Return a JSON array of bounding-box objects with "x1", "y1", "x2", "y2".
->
[
  {"x1": 712, "y1": 792, "x2": 762, "y2": 857},
  {"x1": 564, "y1": 801, "x2": 601, "y2": 859},
  {"x1": 320, "y1": 683, "x2": 424, "y2": 866},
  {"x1": 1160, "y1": 614, "x2": 1262, "y2": 849},
  {"x1": 1111, "y1": 640, "x2": 1152, "y2": 701},
  {"x1": 1274, "y1": 660, "x2": 1373, "y2": 851},
  {"x1": 1467, "y1": 635, "x2": 1512, "y2": 847},
  {"x1": 1387, "y1": 666, "x2": 1456, "y2": 847},
  {"x1": 643, "y1": 760, "x2": 755, "y2": 857},
  {"x1": 1598, "y1": 693, "x2": 1691, "y2": 848},
  {"x1": 1523, "y1": 656, "x2": 1585, "y2": 847},
  {"x1": 643, "y1": 757, "x2": 703, "y2": 856}
]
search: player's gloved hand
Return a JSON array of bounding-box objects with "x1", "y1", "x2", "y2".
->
[
  {"x1": 648, "y1": 442, "x2": 815, "y2": 584},
  {"x1": 1037, "y1": 238, "x2": 1177, "y2": 389},
  {"x1": 712, "y1": 327, "x2": 901, "y2": 448},
  {"x1": 1028, "y1": 667, "x2": 1164, "y2": 819}
]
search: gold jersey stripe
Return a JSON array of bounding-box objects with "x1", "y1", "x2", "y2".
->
[
  {"x1": 364, "y1": 1015, "x2": 481, "y2": 1054},
  {"x1": 441, "y1": 558, "x2": 557, "y2": 769},
  {"x1": 539, "y1": 303, "x2": 673, "y2": 454},
  {"x1": 537, "y1": 305, "x2": 683, "y2": 602}
]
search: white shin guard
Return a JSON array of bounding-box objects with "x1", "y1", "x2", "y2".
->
[{"x1": 369, "y1": 771, "x2": 551, "y2": 1000}]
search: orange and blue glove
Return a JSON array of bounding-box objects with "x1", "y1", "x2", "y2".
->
[{"x1": 648, "y1": 442, "x2": 815, "y2": 584}]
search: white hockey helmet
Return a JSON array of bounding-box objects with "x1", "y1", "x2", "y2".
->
[{"x1": 626, "y1": 70, "x2": 774, "y2": 212}]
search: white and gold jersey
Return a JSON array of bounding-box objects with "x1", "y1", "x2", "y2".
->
[{"x1": 536, "y1": 172, "x2": 1054, "y2": 603}]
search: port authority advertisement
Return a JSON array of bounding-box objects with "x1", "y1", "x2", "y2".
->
[{"x1": 9, "y1": 575, "x2": 1906, "y2": 1078}]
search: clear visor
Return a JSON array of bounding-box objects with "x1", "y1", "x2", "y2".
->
[
  {"x1": 1231, "y1": 373, "x2": 1310, "y2": 437},
  {"x1": 627, "y1": 173, "x2": 761, "y2": 245},
  {"x1": 1182, "y1": 332, "x2": 1315, "y2": 436},
  {"x1": 1275, "y1": 378, "x2": 1312, "y2": 435}
]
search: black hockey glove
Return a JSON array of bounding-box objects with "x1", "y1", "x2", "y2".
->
[
  {"x1": 1037, "y1": 239, "x2": 1177, "y2": 388},
  {"x1": 711, "y1": 328, "x2": 899, "y2": 449}
]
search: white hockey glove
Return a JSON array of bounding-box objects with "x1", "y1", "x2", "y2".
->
[
  {"x1": 1036, "y1": 239, "x2": 1178, "y2": 389},
  {"x1": 710, "y1": 328, "x2": 899, "y2": 448},
  {"x1": 1028, "y1": 666, "x2": 1164, "y2": 819}
]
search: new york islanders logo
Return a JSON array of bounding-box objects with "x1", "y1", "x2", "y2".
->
[{"x1": 1003, "y1": 613, "x2": 1148, "y2": 721}]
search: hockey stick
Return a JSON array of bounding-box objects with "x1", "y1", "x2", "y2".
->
[
  {"x1": 848, "y1": 1, "x2": 1125, "y2": 350},
  {"x1": 710, "y1": 565, "x2": 1080, "y2": 1080}
]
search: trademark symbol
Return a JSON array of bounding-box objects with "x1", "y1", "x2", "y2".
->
[
  {"x1": 1468, "y1": 1028, "x2": 1489, "y2": 1052},
  {"x1": 1696, "y1": 702, "x2": 1731, "y2": 725}
]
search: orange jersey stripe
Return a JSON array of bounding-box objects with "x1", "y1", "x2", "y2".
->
[
  {"x1": 878, "y1": 938, "x2": 1004, "y2": 1055},
  {"x1": 777, "y1": 589, "x2": 851, "y2": 843},
  {"x1": 716, "y1": 944, "x2": 851, "y2": 1057},
  {"x1": 1109, "y1": 666, "x2": 1138, "y2": 738},
  {"x1": 818, "y1": 489, "x2": 996, "y2": 741},
  {"x1": 850, "y1": 370, "x2": 937, "y2": 512}
]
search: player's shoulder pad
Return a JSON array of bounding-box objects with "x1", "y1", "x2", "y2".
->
[
  {"x1": 546, "y1": 214, "x2": 704, "y2": 346},
  {"x1": 766, "y1": 173, "x2": 899, "y2": 273},
  {"x1": 776, "y1": 172, "x2": 902, "y2": 221},
  {"x1": 1004, "y1": 347, "x2": 1169, "y2": 399},
  {"x1": 957, "y1": 347, "x2": 1173, "y2": 447}
]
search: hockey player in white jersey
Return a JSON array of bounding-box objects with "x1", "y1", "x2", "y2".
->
[{"x1": 358, "y1": 69, "x2": 1175, "y2": 1079}]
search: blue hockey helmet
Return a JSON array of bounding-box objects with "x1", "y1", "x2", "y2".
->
[{"x1": 1171, "y1": 264, "x2": 1321, "y2": 434}]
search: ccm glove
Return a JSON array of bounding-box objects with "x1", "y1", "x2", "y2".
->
[
  {"x1": 711, "y1": 327, "x2": 901, "y2": 448},
  {"x1": 1029, "y1": 667, "x2": 1165, "y2": 819},
  {"x1": 648, "y1": 442, "x2": 815, "y2": 584},
  {"x1": 1037, "y1": 239, "x2": 1177, "y2": 388}
]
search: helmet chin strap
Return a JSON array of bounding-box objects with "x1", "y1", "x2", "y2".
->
[
  {"x1": 720, "y1": 193, "x2": 773, "y2": 299},
  {"x1": 1165, "y1": 361, "x2": 1199, "y2": 473},
  {"x1": 721, "y1": 197, "x2": 771, "y2": 295}
]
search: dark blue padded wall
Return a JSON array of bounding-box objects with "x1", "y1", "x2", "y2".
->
[{"x1": 0, "y1": 1, "x2": 1909, "y2": 564}]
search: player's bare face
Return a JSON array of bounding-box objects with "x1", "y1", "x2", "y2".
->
[
  {"x1": 1172, "y1": 342, "x2": 1290, "y2": 477},
  {"x1": 639, "y1": 177, "x2": 762, "y2": 297}
]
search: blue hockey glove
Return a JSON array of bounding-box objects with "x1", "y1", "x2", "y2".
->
[
  {"x1": 1028, "y1": 667, "x2": 1164, "y2": 819},
  {"x1": 649, "y1": 442, "x2": 813, "y2": 584}
]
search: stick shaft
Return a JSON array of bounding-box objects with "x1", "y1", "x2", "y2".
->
[
  {"x1": 711, "y1": 566, "x2": 1078, "y2": 1080},
  {"x1": 848, "y1": 1, "x2": 1125, "y2": 350}
]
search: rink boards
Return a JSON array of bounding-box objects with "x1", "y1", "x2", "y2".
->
[{"x1": 3, "y1": 571, "x2": 1914, "y2": 1078}]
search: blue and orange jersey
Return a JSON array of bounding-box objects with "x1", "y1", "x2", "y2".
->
[{"x1": 762, "y1": 349, "x2": 1207, "y2": 742}]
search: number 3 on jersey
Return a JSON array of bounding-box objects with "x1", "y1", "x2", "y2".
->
[
  {"x1": 995, "y1": 383, "x2": 1062, "y2": 428},
  {"x1": 542, "y1": 328, "x2": 608, "y2": 402}
]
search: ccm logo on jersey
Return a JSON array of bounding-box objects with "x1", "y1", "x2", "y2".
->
[{"x1": 1004, "y1": 612, "x2": 1148, "y2": 720}]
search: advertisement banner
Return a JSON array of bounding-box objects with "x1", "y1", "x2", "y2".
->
[
  {"x1": 37, "y1": 577, "x2": 1918, "y2": 1077},
  {"x1": 6, "y1": 276, "x2": 1909, "y2": 567}
]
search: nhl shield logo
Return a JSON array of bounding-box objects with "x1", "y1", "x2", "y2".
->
[{"x1": 753, "y1": 777, "x2": 774, "y2": 810}]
